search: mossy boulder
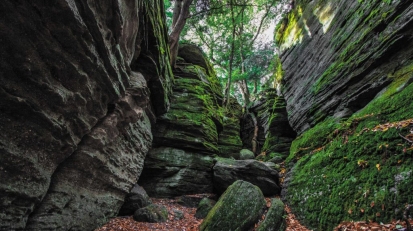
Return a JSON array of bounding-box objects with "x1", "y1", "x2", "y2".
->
[
  {"x1": 239, "y1": 149, "x2": 255, "y2": 160},
  {"x1": 195, "y1": 198, "x2": 216, "y2": 219},
  {"x1": 133, "y1": 204, "x2": 168, "y2": 223},
  {"x1": 200, "y1": 180, "x2": 266, "y2": 231},
  {"x1": 257, "y1": 198, "x2": 286, "y2": 231},
  {"x1": 213, "y1": 158, "x2": 281, "y2": 196}
]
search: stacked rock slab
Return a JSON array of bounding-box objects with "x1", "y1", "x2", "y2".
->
[
  {"x1": 138, "y1": 44, "x2": 223, "y2": 197},
  {"x1": 217, "y1": 97, "x2": 243, "y2": 159},
  {"x1": 276, "y1": 0, "x2": 413, "y2": 134},
  {"x1": 213, "y1": 158, "x2": 281, "y2": 196},
  {"x1": 241, "y1": 89, "x2": 296, "y2": 158},
  {"x1": 0, "y1": 1, "x2": 172, "y2": 230}
]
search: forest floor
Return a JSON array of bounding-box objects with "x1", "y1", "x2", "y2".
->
[{"x1": 94, "y1": 195, "x2": 412, "y2": 231}]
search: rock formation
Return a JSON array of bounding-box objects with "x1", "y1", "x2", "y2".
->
[
  {"x1": 276, "y1": 0, "x2": 413, "y2": 134},
  {"x1": 138, "y1": 44, "x2": 223, "y2": 197},
  {"x1": 241, "y1": 89, "x2": 296, "y2": 159},
  {"x1": 200, "y1": 180, "x2": 266, "y2": 231},
  {"x1": 0, "y1": 1, "x2": 171, "y2": 230},
  {"x1": 277, "y1": 0, "x2": 413, "y2": 230},
  {"x1": 213, "y1": 158, "x2": 281, "y2": 196}
]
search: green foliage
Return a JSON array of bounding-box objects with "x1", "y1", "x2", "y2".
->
[{"x1": 168, "y1": 0, "x2": 289, "y2": 103}]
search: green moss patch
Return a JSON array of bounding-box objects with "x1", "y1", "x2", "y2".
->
[{"x1": 285, "y1": 75, "x2": 413, "y2": 230}]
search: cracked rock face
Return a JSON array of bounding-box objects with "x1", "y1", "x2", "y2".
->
[
  {"x1": 0, "y1": 0, "x2": 171, "y2": 230},
  {"x1": 277, "y1": 0, "x2": 413, "y2": 134}
]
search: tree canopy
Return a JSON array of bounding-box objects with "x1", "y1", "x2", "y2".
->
[{"x1": 165, "y1": 0, "x2": 291, "y2": 107}]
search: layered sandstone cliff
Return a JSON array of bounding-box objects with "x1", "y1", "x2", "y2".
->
[{"x1": 0, "y1": 1, "x2": 171, "y2": 230}]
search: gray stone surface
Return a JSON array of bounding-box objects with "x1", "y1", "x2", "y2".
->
[
  {"x1": 119, "y1": 184, "x2": 152, "y2": 216},
  {"x1": 0, "y1": 0, "x2": 171, "y2": 230},
  {"x1": 133, "y1": 204, "x2": 168, "y2": 223},
  {"x1": 277, "y1": 0, "x2": 413, "y2": 134},
  {"x1": 139, "y1": 147, "x2": 214, "y2": 197},
  {"x1": 213, "y1": 158, "x2": 281, "y2": 196}
]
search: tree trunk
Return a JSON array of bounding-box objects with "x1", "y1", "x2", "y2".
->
[
  {"x1": 223, "y1": 0, "x2": 236, "y2": 107},
  {"x1": 169, "y1": 0, "x2": 193, "y2": 68},
  {"x1": 237, "y1": 80, "x2": 250, "y2": 108},
  {"x1": 250, "y1": 112, "x2": 259, "y2": 155}
]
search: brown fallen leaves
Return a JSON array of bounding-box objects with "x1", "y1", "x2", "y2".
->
[
  {"x1": 284, "y1": 205, "x2": 312, "y2": 231},
  {"x1": 334, "y1": 220, "x2": 413, "y2": 231},
  {"x1": 95, "y1": 197, "x2": 203, "y2": 231},
  {"x1": 95, "y1": 195, "x2": 412, "y2": 231}
]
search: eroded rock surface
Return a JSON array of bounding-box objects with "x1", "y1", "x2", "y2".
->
[
  {"x1": 0, "y1": 0, "x2": 171, "y2": 230},
  {"x1": 138, "y1": 147, "x2": 214, "y2": 197},
  {"x1": 218, "y1": 97, "x2": 243, "y2": 158},
  {"x1": 213, "y1": 158, "x2": 281, "y2": 196},
  {"x1": 277, "y1": 0, "x2": 413, "y2": 134},
  {"x1": 241, "y1": 89, "x2": 296, "y2": 159},
  {"x1": 278, "y1": 1, "x2": 413, "y2": 230},
  {"x1": 139, "y1": 45, "x2": 223, "y2": 197}
]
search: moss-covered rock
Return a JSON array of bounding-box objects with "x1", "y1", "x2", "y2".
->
[
  {"x1": 152, "y1": 62, "x2": 223, "y2": 154},
  {"x1": 133, "y1": 204, "x2": 168, "y2": 223},
  {"x1": 276, "y1": 0, "x2": 413, "y2": 134},
  {"x1": 283, "y1": 74, "x2": 413, "y2": 230},
  {"x1": 240, "y1": 149, "x2": 255, "y2": 160},
  {"x1": 243, "y1": 89, "x2": 296, "y2": 160},
  {"x1": 257, "y1": 198, "x2": 287, "y2": 231},
  {"x1": 200, "y1": 180, "x2": 266, "y2": 231},
  {"x1": 139, "y1": 44, "x2": 224, "y2": 198},
  {"x1": 218, "y1": 97, "x2": 243, "y2": 158}
]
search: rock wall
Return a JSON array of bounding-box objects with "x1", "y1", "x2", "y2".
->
[
  {"x1": 277, "y1": 0, "x2": 413, "y2": 134},
  {"x1": 218, "y1": 97, "x2": 243, "y2": 159},
  {"x1": 138, "y1": 44, "x2": 224, "y2": 197},
  {"x1": 0, "y1": 1, "x2": 171, "y2": 230},
  {"x1": 277, "y1": 0, "x2": 413, "y2": 230},
  {"x1": 241, "y1": 89, "x2": 296, "y2": 159}
]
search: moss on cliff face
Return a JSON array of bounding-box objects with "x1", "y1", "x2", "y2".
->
[
  {"x1": 275, "y1": 0, "x2": 413, "y2": 135},
  {"x1": 285, "y1": 65, "x2": 413, "y2": 230}
]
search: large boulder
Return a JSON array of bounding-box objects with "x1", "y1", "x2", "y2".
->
[
  {"x1": 138, "y1": 147, "x2": 214, "y2": 197},
  {"x1": 200, "y1": 180, "x2": 266, "y2": 231},
  {"x1": 257, "y1": 198, "x2": 286, "y2": 231},
  {"x1": 0, "y1": 1, "x2": 172, "y2": 230},
  {"x1": 239, "y1": 149, "x2": 255, "y2": 160},
  {"x1": 118, "y1": 184, "x2": 152, "y2": 216},
  {"x1": 133, "y1": 204, "x2": 168, "y2": 223},
  {"x1": 213, "y1": 158, "x2": 281, "y2": 196}
]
